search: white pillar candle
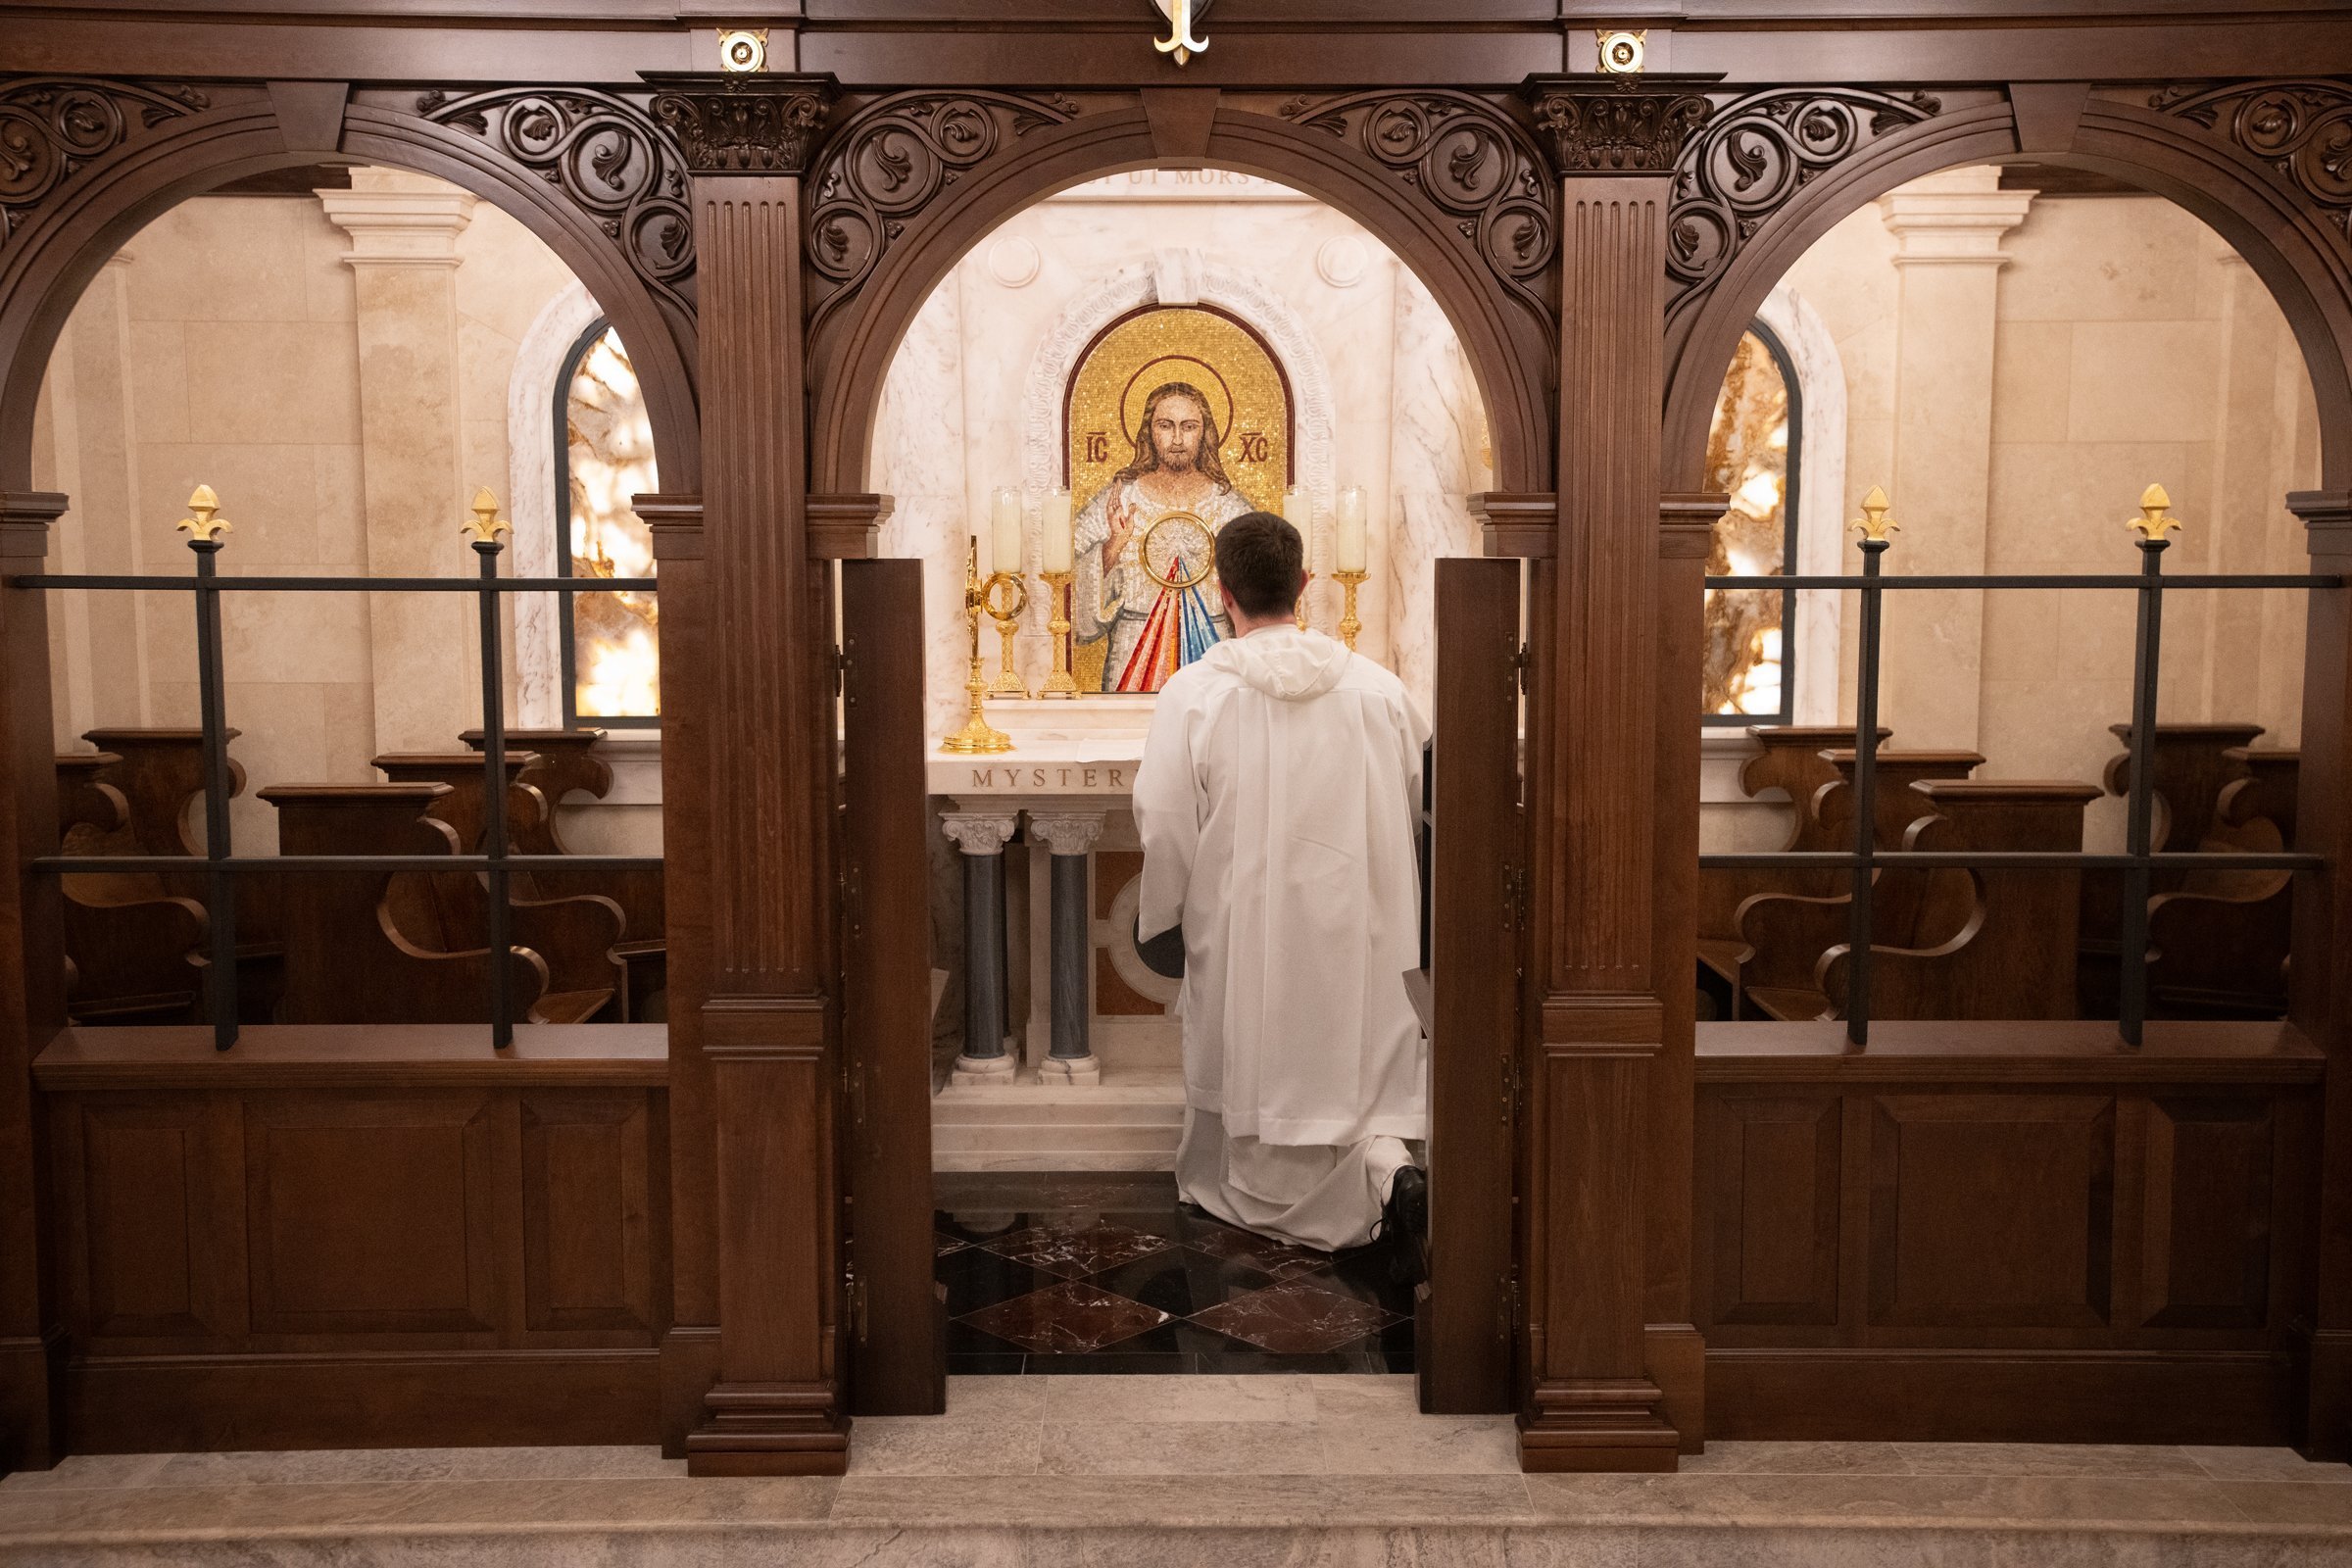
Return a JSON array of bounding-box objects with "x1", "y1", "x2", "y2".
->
[
  {"x1": 1334, "y1": 485, "x2": 1368, "y2": 574},
  {"x1": 1043, "y1": 489, "x2": 1074, "y2": 574},
  {"x1": 991, "y1": 486, "x2": 1022, "y2": 576},
  {"x1": 1282, "y1": 487, "x2": 1316, "y2": 572}
]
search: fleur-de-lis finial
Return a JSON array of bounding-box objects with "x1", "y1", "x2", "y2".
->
[
  {"x1": 2126, "y1": 483, "x2": 2183, "y2": 541},
  {"x1": 176, "y1": 484, "x2": 230, "y2": 543},
  {"x1": 462, "y1": 487, "x2": 510, "y2": 544},
  {"x1": 1850, "y1": 485, "x2": 1899, "y2": 543}
]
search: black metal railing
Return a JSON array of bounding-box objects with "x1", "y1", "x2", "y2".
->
[
  {"x1": 15, "y1": 486, "x2": 662, "y2": 1051},
  {"x1": 1697, "y1": 484, "x2": 2339, "y2": 1049}
]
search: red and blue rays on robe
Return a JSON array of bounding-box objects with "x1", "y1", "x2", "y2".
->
[{"x1": 1112, "y1": 548, "x2": 1224, "y2": 693}]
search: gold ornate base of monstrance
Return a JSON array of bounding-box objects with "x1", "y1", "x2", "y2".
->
[{"x1": 942, "y1": 538, "x2": 1016, "y2": 755}]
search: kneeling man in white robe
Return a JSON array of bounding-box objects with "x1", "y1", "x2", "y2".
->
[{"x1": 1133, "y1": 510, "x2": 1432, "y2": 1252}]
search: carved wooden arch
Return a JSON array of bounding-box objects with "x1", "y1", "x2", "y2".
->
[
  {"x1": 802, "y1": 92, "x2": 1557, "y2": 496},
  {"x1": 1660, "y1": 83, "x2": 2352, "y2": 493},
  {"x1": 0, "y1": 78, "x2": 703, "y2": 493}
]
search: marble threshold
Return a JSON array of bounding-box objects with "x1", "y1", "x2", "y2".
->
[
  {"x1": 7, "y1": 1377, "x2": 2352, "y2": 1565},
  {"x1": 934, "y1": 1064, "x2": 1184, "y2": 1172}
]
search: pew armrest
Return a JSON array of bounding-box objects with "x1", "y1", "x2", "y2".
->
[{"x1": 508, "y1": 891, "x2": 627, "y2": 1007}]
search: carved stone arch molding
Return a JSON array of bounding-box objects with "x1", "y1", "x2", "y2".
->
[
  {"x1": 0, "y1": 75, "x2": 703, "y2": 491},
  {"x1": 801, "y1": 89, "x2": 1556, "y2": 497},
  {"x1": 1659, "y1": 79, "x2": 2352, "y2": 494}
]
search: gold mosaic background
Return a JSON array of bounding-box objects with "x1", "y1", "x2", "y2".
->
[
  {"x1": 1065, "y1": 306, "x2": 1291, "y2": 693},
  {"x1": 1703, "y1": 328, "x2": 1793, "y2": 718}
]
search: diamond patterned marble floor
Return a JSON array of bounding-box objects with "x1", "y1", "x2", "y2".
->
[{"x1": 935, "y1": 1171, "x2": 1416, "y2": 1374}]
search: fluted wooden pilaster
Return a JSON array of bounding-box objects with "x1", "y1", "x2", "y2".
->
[
  {"x1": 1517, "y1": 75, "x2": 1715, "y2": 1473},
  {"x1": 650, "y1": 73, "x2": 850, "y2": 1478}
]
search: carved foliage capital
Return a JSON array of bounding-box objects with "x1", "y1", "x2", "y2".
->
[
  {"x1": 0, "y1": 76, "x2": 209, "y2": 250},
  {"x1": 2153, "y1": 79, "x2": 2352, "y2": 244},
  {"x1": 941, "y1": 811, "x2": 1020, "y2": 858},
  {"x1": 646, "y1": 74, "x2": 837, "y2": 176},
  {"x1": 1028, "y1": 811, "x2": 1107, "y2": 857},
  {"x1": 1522, "y1": 76, "x2": 1713, "y2": 176}
]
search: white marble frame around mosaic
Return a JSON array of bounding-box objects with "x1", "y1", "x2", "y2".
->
[
  {"x1": 1017, "y1": 251, "x2": 1340, "y2": 636},
  {"x1": 506, "y1": 278, "x2": 605, "y2": 731}
]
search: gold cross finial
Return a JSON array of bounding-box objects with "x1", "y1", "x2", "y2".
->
[
  {"x1": 462, "y1": 487, "x2": 510, "y2": 544},
  {"x1": 176, "y1": 484, "x2": 230, "y2": 543},
  {"x1": 2127, "y1": 483, "x2": 2182, "y2": 541},
  {"x1": 1850, "y1": 485, "x2": 1899, "y2": 542}
]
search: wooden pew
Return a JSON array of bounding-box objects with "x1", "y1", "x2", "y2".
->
[
  {"x1": 371, "y1": 753, "x2": 629, "y2": 1019},
  {"x1": 1733, "y1": 749, "x2": 1983, "y2": 1018},
  {"x1": 78, "y1": 725, "x2": 285, "y2": 1017},
  {"x1": 2144, "y1": 747, "x2": 2299, "y2": 1018},
  {"x1": 259, "y1": 783, "x2": 579, "y2": 1025},
  {"x1": 53, "y1": 752, "x2": 207, "y2": 1023},
  {"x1": 1758, "y1": 780, "x2": 2099, "y2": 1022},
  {"x1": 461, "y1": 726, "x2": 666, "y2": 1018},
  {"x1": 2079, "y1": 721, "x2": 2268, "y2": 1013},
  {"x1": 1696, "y1": 725, "x2": 1888, "y2": 1009}
]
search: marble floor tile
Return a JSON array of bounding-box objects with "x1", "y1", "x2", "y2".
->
[
  {"x1": 1040, "y1": 1417, "x2": 1326, "y2": 1476},
  {"x1": 955, "y1": 1278, "x2": 1176, "y2": 1353},
  {"x1": 1192, "y1": 1278, "x2": 1404, "y2": 1354},
  {"x1": 936, "y1": 1231, "x2": 971, "y2": 1256},
  {"x1": 944, "y1": 1373, "x2": 1048, "y2": 1421},
  {"x1": 1179, "y1": 1220, "x2": 1335, "y2": 1279},
  {"x1": 1020, "y1": 1350, "x2": 1196, "y2": 1375},
  {"x1": 957, "y1": 1281, "x2": 1174, "y2": 1353},
  {"x1": 1042, "y1": 1371, "x2": 1316, "y2": 1422},
  {"x1": 1310, "y1": 1371, "x2": 1422, "y2": 1421},
  {"x1": 1892, "y1": 1443, "x2": 2211, "y2": 1479},
  {"x1": 2212, "y1": 1480, "x2": 2352, "y2": 1528},
  {"x1": 847, "y1": 1417, "x2": 1044, "y2": 1476},
  {"x1": 1678, "y1": 1441, "x2": 1913, "y2": 1475},
  {"x1": 1316, "y1": 1412, "x2": 1523, "y2": 1476},
  {"x1": 947, "y1": 1350, "x2": 1027, "y2": 1375},
  {"x1": 1081, "y1": 1242, "x2": 1282, "y2": 1318},
  {"x1": 983, "y1": 1221, "x2": 1175, "y2": 1277},
  {"x1": 1524, "y1": 1473, "x2": 2253, "y2": 1529},
  {"x1": 0, "y1": 1453, "x2": 173, "y2": 1492},
  {"x1": 828, "y1": 1470, "x2": 1538, "y2": 1527},
  {"x1": 1198, "y1": 1349, "x2": 1369, "y2": 1374},
  {"x1": 2184, "y1": 1446, "x2": 2352, "y2": 1485},
  {"x1": 143, "y1": 1445, "x2": 681, "y2": 1487},
  {"x1": 1630, "y1": 1524, "x2": 2008, "y2": 1568},
  {"x1": 936, "y1": 1243, "x2": 1066, "y2": 1317}
]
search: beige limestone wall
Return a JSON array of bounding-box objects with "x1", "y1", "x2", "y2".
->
[
  {"x1": 28, "y1": 170, "x2": 628, "y2": 853},
  {"x1": 1730, "y1": 169, "x2": 2326, "y2": 854}
]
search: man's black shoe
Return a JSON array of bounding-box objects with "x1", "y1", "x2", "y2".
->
[{"x1": 1384, "y1": 1165, "x2": 1430, "y2": 1286}]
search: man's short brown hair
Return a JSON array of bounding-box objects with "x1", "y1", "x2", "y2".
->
[{"x1": 1214, "y1": 511, "x2": 1303, "y2": 619}]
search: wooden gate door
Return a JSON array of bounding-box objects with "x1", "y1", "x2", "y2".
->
[
  {"x1": 839, "y1": 557, "x2": 945, "y2": 1415},
  {"x1": 1419, "y1": 556, "x2": 1526, "y2": 1413}
]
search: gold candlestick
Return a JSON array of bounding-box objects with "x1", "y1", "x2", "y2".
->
[
  {"x1": 942, "y1": 538, "x2": 1014, "y2": 755},
  {"x1": 1039, "y1": 569, "x2": 1079, "y2": 696},
  {"x1": 984, "y1": 568, "x2": 1030, "y2": 697},
  {"x1": 1334, "y1": 567, "x2": 1367, "y2": 651}
]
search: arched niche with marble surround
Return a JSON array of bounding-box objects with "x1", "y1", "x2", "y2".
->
[{"x1": 866, "y1": 169, "x2": 1494, "y2": 738}]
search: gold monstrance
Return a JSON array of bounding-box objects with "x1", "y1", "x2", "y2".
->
[{"x1": 942, "y1": 537, "x2": 1016, "y2": 755}]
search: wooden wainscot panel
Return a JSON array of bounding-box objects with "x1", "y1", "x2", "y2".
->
[
  {"x1": 244, "y1": 1093, "x2": 499, "y2": 1340},
  {"x1": 2136, "y1": 1096, "x2": 2275, "y2": 1332},
  {"x1": 521, "y1": 1092, "x2": 657, "y2": 1337},
  {"x1": 1868, "y1": 1094, "x2": 2116, "y2": 1332},
  {"x1": 55, "y1": 1096, "x2": 241, "y2": 1346},
  {"x1": 1702, "y1": 1094, "x2": 1839, "y2": 1335}
]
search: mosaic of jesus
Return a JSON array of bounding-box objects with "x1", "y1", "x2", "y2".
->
[{"x1": 1066, "y1": 305, "x2": 1291, "y2": 693}]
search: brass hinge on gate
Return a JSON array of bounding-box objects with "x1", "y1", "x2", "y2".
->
[
  {"x1": 1498, "y1": 1265, "x2": 1520, "y2": 1348},
  {"x1": 1511, "y1": 641, "x2": 1532, "y2": 695},
  {"x1": 835, "y1": 646, "x2": 852, "y2": 701},
  {"x1": 1498, "y1": 1037, "x2": 1517, "y2": 1127}
]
